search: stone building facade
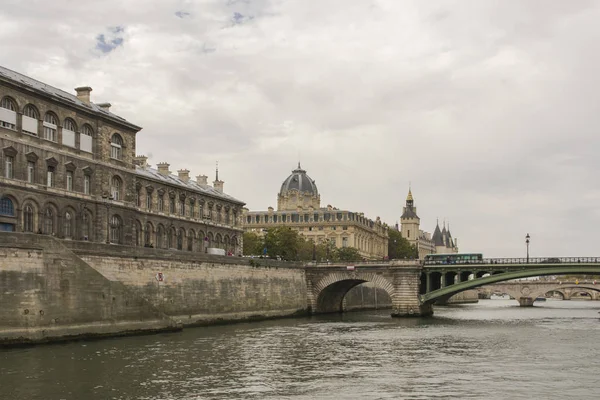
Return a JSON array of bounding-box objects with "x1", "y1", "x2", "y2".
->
[
  {"x1": 399, "y1": 188, "x2": 458, "y2": 259},
  {"x1": 243, "y1": 164, "x2": 388, "y2": 260},
  {"x1": 0, "y1": 65, "x2": 244, "y2": 254}
]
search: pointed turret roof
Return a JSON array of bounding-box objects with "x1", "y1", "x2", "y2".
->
[
  {"x1": 432, "y1": 221, "x2": 445, "y2": 246},
  {"x1": 401, "y1": 187, "x2": 418, "y2": 219}
]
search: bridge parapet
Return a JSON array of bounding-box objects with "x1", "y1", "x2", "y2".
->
[{"x1": 425, "y1": 257, "x2": 600, "y2": 266}]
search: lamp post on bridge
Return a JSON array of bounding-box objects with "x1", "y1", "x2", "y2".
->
[{"x1": 525, "y1": 233, "x2": 530, "y2": 263}]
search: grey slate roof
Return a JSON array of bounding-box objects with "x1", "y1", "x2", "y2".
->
[
  {"x1": 136, "y1": 166, "x2": 244, "y2": 205},
  {"x1": 279, "y1": 164, "x2": 318, "y2": 196},
  {"x1": 0, "y1": 65, "x2": 141, "y2": 130},
  {"x1": 401, "y1": 207, "x2": 418, "y2": 219},
  {"x1": 432, "y1": 223, "x2": 445, "y2": 246}
]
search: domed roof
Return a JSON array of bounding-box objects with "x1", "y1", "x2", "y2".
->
[{"x1": 279, "y1": 163, "x2": 318, "y2": 196}]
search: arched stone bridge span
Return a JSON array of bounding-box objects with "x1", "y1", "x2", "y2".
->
[
  {"x1": 305, "y1": 257, "x2": 600, "y2": 316},
  {"x1": 305, "y1": 261, "x2": 428, "y2": 317},
  {"x1": 477, "y1": 281, "x2": 600, "y2": 303},
  {"x1": 421, "y1": 258, "x2": 600, "y2": 307}
]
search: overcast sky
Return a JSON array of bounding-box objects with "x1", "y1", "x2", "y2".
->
[{"x1": 2, "y1": 0, "x2": 599, "y2": 257}]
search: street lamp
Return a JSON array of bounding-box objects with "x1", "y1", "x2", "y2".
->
[
  {"x1": 525, "y1": 233, "x2": 530, "y2": 263},
  {"x1": 101, "y1": 193, "x2": 114, "y2": 244}
]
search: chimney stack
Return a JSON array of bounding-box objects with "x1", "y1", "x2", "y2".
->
[
  {"x1": 178, "y1": 169, "x2": 190, "y2": 182},
  {"x1": 196, "y1": 175, "x2": 208, "y2": 185},
  {"x1": 97, "y1": 102, "x2": 111, "y2": 112},
  {"x1": 213, "y1": 162, "x2": 224, "y2": 193},
  {"x1": 157, "y1": 162, "x2": 170, "y2": 176},
  {"x1": 133, "y1": 155, "x2": 148, "y2": 168},
  {"x1": 74, "y1": 86, "x2": 92, "y2": 104}
]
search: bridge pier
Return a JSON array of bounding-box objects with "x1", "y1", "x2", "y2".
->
[{"x1": 518, "y1": 297, "x2": 534, "y2": 307}]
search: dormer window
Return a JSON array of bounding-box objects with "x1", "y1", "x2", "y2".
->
[
  {"x1": 43, "y1": 113, "x2": 58, "y2": 142},
  {"x1": 0, "y1": 97, "x2": 17, "y2": 130},
  {"x1": 23, "y1": 105, "x2": 39, "y2": 135},
  {"x1": 110, "y1": 133, "x2": 123, "y2": 160}
]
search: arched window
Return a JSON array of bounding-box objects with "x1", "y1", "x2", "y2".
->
[
  {"x1": 167, "y1": 227, "x2": 175, "y2": 249},
  {"x1": 156, "y1": 225, "x2": 164, "y2": 249},
  {"x1": 62, "y1": 118, "x2": 77, "y2": 147},
  {"x1": 0, "y1": 97, "x2": 17, "y2": 129},
  {"x1": 64, "y1": 211, "x2": 74, "y2": 238},
  {"x1": 43, "y1": 208, "x2": 54, "y2": 235},
  {"x1": 133, "y1": 220, "x2": 142, "y2": 247},
  {"x1": 23, "y1": 105, "x2": 39, "y2": 135},
  {"x1": 145, "y1": 222, "x2": 153, "y2": 246},
  {"x1": 111, "y1": 176, "x2": 122, "y2": 200},
  {"x1": 82, "y1": 211, "x2": 91, "y2": 240},
  {"x1": 110, "y1": 133, "x2": 123, "y2": 160},
  {"x1": 64, "y1": 118, "x2": 76, "y2": 131},
  {"x1": 43, "y1": 113, "x2": 58, "y2": 142},
  {"x1": 81, "y1": 124, "x2": 93, "y2": 153},
  {"x1": 23, "y1": 205, "x2": 34, "y2": 232},
  {"x1": 187, "y1": 229, "x2": 195, "y2": 251},
  {"x1": 177, "y1": 228, "x2": 185, "y2": 250},
  {"x1": 0, "y1": 197, "x2": 14, "y2": 216},
  {"x1": 110, "y1": 215, "x2": 122, "y2": 244}
]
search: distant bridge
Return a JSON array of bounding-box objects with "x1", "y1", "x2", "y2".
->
[
  {"x1": 477, "y1": 280, "x2": 600, "y2": 303},
  {"x1": 305, "y1": 257, "x2": 600, "y2": 316}
]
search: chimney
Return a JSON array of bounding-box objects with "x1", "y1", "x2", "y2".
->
[
  {"x1": 213, "y1": 179, "x2": 224, "y2": 193},
  {"x1": 196, "y1": 175, "x2": 208, "y2": 185},
  {"x1": 133, "y1": 155, "x2": 148, "y2": 168},
  {"x1": 75, "y1": 86, "x2": 92, "y2": 104},
  {"x1": 157, "y1": 162, "x2": 170, "y2": 176},
  {"x1": 97, "y1": 102, "x2": 111, "y2": 112},
  {"x1": 178, "y1": 169, "x2": 190, "y2": 182}
]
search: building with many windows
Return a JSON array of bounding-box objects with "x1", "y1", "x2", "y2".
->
[
  {"x1": 243, "y1": 163, "x2": 388, "y2": 260},
  {"x1": 0, "y1": 65, "x2": 244, "y2": 254}
]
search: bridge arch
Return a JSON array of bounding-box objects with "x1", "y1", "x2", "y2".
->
[
  {"x1": 530, "y1": 285, "x2": 600, "y2": 301},
  {"x1": 311, "y1": 272, "x2": 394, "y2": 314},
  {"x1": 421, "y1": 266, "x2": 600, "y2": 305}
]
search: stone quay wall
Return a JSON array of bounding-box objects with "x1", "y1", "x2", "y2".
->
[
  {"x1": 65, "y1": 242, "x2": 309, "y2": 326},
  {"x1": 0, "y1": 233, "x2": 308, "y2": 345}
]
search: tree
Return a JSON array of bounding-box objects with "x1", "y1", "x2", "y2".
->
[
  {"x1": 388, "y1": 228, "x2": 418, "y2": 259},
  {"x1": 263, "y1": 227, "x2": 301, "y2": 260},
  {"x1": 243, "y1": 232, "x2": 263, "y2": 255},
  {"x1": 336, "y1": 246, "x2": 362, "y2": 262}
]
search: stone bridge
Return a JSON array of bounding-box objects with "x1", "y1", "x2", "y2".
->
[
  {"x1": 305, "y1": 261, "x2": 429, "y2": 317},
  {"x1": 477, "y1": 280, "x2": 600, "y2": 305},
  {"x1": 306, "y1": 257, "x2": 600, "y2": 316}
]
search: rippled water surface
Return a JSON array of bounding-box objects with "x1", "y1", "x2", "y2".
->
[{"x1": 2, "y1": 300, "x2": 600, "y2": 400}]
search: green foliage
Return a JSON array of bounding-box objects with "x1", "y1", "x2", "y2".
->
[
  {"x1": 388, "y1": 228, "x2": 418, "y2": 259},
  {"x1": 243, "y1": 232, "x2": 263, "y2": 255},
  {"x1": 336, "y1": 246, "x2": 362, "y2": 262},
  {"x1": 243, "y1": 227, "x2": 366, "y2": 262}
]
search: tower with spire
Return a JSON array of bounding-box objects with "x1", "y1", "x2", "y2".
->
[
  {"x1": 213, "y1": 161, "x2": 224, "y2": 193},
  {"x1": 400, "y1": 187, "x2": 420, "y2": 250}
]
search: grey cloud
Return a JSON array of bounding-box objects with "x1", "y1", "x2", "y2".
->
[{"x1": 2, "y1": 0, "x2": 600, "y2": 257}]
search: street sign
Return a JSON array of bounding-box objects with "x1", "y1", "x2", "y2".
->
[{"x1": 156, "y1": 272, "x2": 164, "y2": 282}]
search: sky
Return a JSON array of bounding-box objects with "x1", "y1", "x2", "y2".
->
[{"x1": 1, "y1": 0, "x2": 599, "y2": 258}]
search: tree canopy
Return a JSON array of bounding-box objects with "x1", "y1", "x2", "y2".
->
[
  {"x1": 243, "y1": 227, "x2": 364, "y2": 262},
  {"x1": 388, "y1": 228, "x2": 418, "y2": 259}
]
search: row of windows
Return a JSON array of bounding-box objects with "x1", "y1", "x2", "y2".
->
[
  {"x1": 245, "y1": 212, "x2": 379, "y2": 227},
  {"x1": 3, "y1": 156, "x2": 91, "y2": 194},
  {"x1": 0, "y1": 196, "x2": 240, "y2": 252},
  {"x1": 132, "y1": 186, "x2": 238, "y2": 226},
  {"x1": 1, "y1": 96, "x2": 125, "y2": 160}
]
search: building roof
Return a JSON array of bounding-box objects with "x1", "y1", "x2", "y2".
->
[
  {"x1": 432, "y1": 223, "x2": 445, "y2": 246},
  {"x1": 0, "y1": 65, "x2": 141, "y2": 130},
  {"x1": 279, "y1": 163, "x2": 318, "y2": 196},
  {"x1": 135, "y1": 166, "x2": 245, "y2": 205}
]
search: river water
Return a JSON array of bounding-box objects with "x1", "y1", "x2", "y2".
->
[{"x1": 2, "y1": 299, "x2": 600, "y2": 400}]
